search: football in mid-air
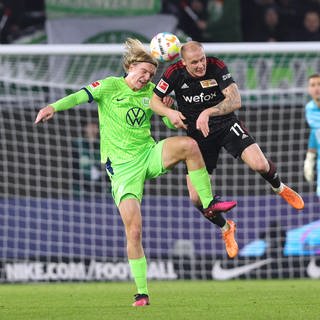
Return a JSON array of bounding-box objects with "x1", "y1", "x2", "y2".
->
[{"x1": 150, "y1": 32, "x2": 181, "y2": 63}]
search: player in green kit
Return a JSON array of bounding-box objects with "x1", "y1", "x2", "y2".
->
[{"x1": 35, "y1": 38, "x2": 237, "y2": 307}]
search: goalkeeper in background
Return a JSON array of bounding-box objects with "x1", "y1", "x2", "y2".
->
[
  {"x1": 34, "y1": 38, "x2": 237, "y2": 307},
  {"x1": 72, "y1": 121, "x2": 103, "y2": 197},
  {"x1": 151, "y1": 41, "x2": 305, "y2": 212},
  {"x1": 304, "y1": 74, "x2": 320, "y2": 196}
]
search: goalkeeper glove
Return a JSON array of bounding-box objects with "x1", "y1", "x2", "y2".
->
[{"x1": 304, "y1": 151, "x2": 316, "y2": 182}]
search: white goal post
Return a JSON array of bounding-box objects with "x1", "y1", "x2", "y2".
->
[{"x1": 0, "y1": 42, "x2": 319, "y2": 282}]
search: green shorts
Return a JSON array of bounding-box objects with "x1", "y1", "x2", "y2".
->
[{"x1": 105, "y1": 140, "x2": 169, "y2": 206}]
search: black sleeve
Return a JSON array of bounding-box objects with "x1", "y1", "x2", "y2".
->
[
  {"x1": 153, "y1": 70, "x2": 176, "y2": 98},
  {"x1": 214, "y1": 59, "x2": 235, "y2": 91}
]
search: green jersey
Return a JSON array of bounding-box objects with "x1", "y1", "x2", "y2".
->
[{"x1": 84, "y1": 77, "x2": 156, "y2": 164}]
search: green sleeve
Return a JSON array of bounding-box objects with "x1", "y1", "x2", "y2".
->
[
  {"x1": 51, "y1": 89, "x2": 90, "y2": 112},
  {"x1": 162, "y1": 116, "x2": 177, "y2": 130}
]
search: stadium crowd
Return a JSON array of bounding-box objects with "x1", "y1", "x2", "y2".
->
[
  {"x1": 162, "y1": 0, "x2": 320, "y2": 42},
  {"x1": 0, "y1": 0, "x2": 319, "y2": 43},
  {"x1": 0, "y1": 0, "x2": 45, "y2": 43}
]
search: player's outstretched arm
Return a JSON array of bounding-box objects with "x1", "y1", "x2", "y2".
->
[
  {"x1": 160, "y1": 96, "x2": 179, "y2": 130},
  {"x1": 162, "y1": 95, "x2": 174, "y2": 108},
  {"x1": 34, "y1": 105, "x2": 55, "y2": 124},
  {"x1": 150, "y1": 94, "x2": 187, "y2": 129},
  {"x1": 150, "y1": 93, "x2": 172, "y2": 116},
  {"x1": 34, "y1": 89, "x2": 91, "y2": 125}
]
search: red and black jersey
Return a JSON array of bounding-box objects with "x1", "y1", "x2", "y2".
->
[{"x1": 154, "y1": 57, "x2": 237, "y2": 137}]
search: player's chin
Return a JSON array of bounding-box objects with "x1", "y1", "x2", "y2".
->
[
  {"x1": 195, "y1": 70, "x2": 206, "y2": 77},
  {"x1": 136, "y1": 81, "x2": 147, "y2": 89}
]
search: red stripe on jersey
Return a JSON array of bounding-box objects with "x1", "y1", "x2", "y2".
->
[
  {"x1": 164, "y1": 61, "x2": 184, "y2": 78},
  {"x1": 207, "y1": 57, "x2": 225, "y2": 69}
]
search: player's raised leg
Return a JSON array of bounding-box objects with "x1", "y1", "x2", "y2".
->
[
  {"x1": 162, "y1": 136, "x2": 238, "y2": 258},
  {"x1": 241, "y1": 144, "x2": 304, "y2": 210},
  {"x1": 162, "y1": 136, "x2": 236, "y2": 213},
  {"x1": 186, "y1": 174, "x2": 238, "y2": 258}
]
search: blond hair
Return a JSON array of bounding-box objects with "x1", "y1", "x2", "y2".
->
[{"x1": 122, "y1": 38, "x2": 158, "y2": 72}]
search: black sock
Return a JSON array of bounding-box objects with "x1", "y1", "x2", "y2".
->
[
  {"x1": 195, "y1": 205, "x2": 227, "y2": 228},
  {"x1": 260, "y1": 159, "x2": 281, "y2": 189}
]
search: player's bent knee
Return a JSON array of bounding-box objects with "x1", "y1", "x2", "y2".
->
[
  {"x1": 251, "y1": 160, "x2": 269, "y2": 173},
  {"x1": 255, "y1": 164, "x2": 269, "y2": 173},
  {"x1": 183, "y1": 137, "x2": 200, "y2": 155},
  {"x1": 168, "y1": 137, "x2": 201, "y2": 164},
  {"x1": 127, "y1": 227, "x2": 142, "y2": 244}
]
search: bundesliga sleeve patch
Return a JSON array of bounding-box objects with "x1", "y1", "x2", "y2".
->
[
  {"x1": 90, "y1": 81, "x2": 101, "y2": 89},
  {"x1": 156, "y1": 79, "x2": 169, "y2": 93}
]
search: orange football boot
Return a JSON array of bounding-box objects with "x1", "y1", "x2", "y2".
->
[
  {"x1": 222, "y1": 220, "x2": 239, "y2": 259},
  {"x1": 277, "y1": 184, "x2": 304, "y2": 210}
]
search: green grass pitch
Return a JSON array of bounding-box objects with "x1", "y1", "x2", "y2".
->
[{"x1": 0, "y1": 279, "x2": 319, "y2": 320}]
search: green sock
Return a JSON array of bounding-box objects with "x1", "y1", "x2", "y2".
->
[
  {"x1": 188, "y1": 167, "x2": 213, "y2": 209},
  {"x1": 129, "y1": 256, "x2": 148, "y2": 295}
]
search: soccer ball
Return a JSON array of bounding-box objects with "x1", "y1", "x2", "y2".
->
[{"x1": 150, "y1": 32, "x2": 181, "y2": 63}]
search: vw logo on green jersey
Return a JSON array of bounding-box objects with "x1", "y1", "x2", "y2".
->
[{"x1": 126, "y1": 107, "x2": 146, "y2": 127}]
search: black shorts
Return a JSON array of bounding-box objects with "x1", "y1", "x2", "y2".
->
[{"x1": 193, "y1": 118, "x2": 256, "y2": 173}]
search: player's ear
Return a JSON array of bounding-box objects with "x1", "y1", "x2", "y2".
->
[
  {"x1": 128, "y1": 63, "x2": 135, "y2": 73},
  {"x1": 181, "y1": 58, "x2": 186, "y2": 66}
]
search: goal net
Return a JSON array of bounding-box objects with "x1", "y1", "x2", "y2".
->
[{"x1": 0, "y1": 43, "x2": 319, "y2": 282}]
